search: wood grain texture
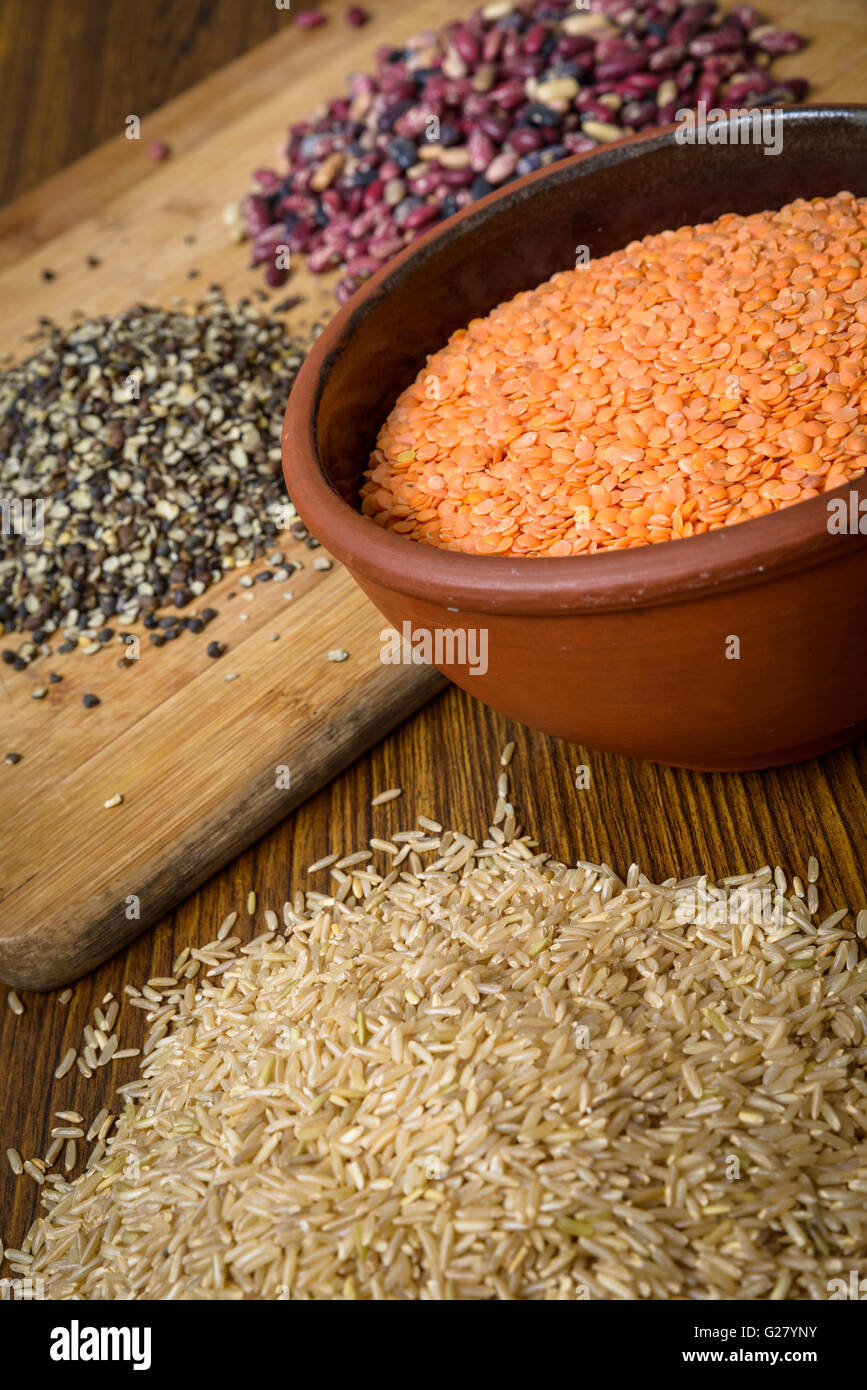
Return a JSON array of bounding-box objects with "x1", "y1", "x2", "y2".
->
[
  {"x1": 2, "y1": 0, "x2": 867, "y2": 1267},
  {"x1": 0, "y1": 2, "x2": 457, "y2": 988},
  {"x1": 0, "y1": 564, "x2": 443, "y2": 988}
]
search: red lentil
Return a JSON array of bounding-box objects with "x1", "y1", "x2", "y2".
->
[{"x1": 363, "y1": 192, "x2": 867, "y2": 555}]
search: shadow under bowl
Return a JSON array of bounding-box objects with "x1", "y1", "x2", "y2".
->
[{"x1": 283, "y1": 106, "x2": 867, "y2": 771}]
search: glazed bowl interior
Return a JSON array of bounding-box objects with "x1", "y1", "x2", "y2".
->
[{"x1": 301, "y1": 106, "x2": 867, "y2": 610}]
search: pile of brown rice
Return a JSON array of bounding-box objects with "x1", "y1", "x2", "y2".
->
[{"x1": 3, "y1": 764, "x2": 867, "y2": 1300}]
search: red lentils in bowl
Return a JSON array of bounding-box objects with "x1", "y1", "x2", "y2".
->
[{"x1": 362, "y1": 191, "x2": 867, "y2": 556}]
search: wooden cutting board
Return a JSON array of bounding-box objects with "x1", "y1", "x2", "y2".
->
[
  {"x1": 0, "y1": 0, "x2": 860, "y2": 990},
  {"x1": 0, "y1": 10, "x2": 471, "y2": 992}
]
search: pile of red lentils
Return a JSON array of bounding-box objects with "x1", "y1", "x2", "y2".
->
[{"x1": 363, "y1": 192, "x2": 867, "y2": 555}]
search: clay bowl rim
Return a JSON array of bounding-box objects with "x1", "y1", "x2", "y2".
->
[{"x1": 283, "y1": 104, "x2": 867, "y2": 617}]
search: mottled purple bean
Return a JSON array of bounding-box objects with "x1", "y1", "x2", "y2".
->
[
  {"x1": 242, "y1": 0, "x2": 809, "y2": 294},
  {"x1": 749, "y1": 26, "x2": 805, "y2": 55},
  {"x1": 402, "y1": 203, "x2": 440, "y2": 229}
]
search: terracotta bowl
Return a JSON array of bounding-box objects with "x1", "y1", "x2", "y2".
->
[{"x1": 283, "y1": 106, "x2": 867, "y2": 771}]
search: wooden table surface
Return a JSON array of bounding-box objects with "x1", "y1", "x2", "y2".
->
[{"x1": 1, "y1": 0, "x2": 866, "y2": 1270}]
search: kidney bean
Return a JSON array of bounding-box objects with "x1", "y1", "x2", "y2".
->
[
  {"x1": 485, "y1": 149, "x2": 518, "y2": 183},
  {"x1": 345, "y1": 255, "x2": 380, "y2": 277},
  {"x1": 468, "y1": 129, "x2": 497, "y2": 170},
  {"x1": 453, "y1": 27, "x2": 480, "y2": 65},
  {"x1": 598, "y1": 52, "x2": 654, "y2": 81},
  {"x1": 361, "y1": 179, "x2": 385, "y2": 209},
  {"x1": 243, "y1": 0, "x2": 809, "y2": 295},
  {"x1": 656, "y1": 97, "x2": 681, "y2": 123},
  {"x1": 731, "y1": 4, "x2": 764, "y2": 25},
  {"x1": 501, "y1": 32, "x2": 521, "y2": 64},
  {"x1": 442, "y1": 79, "x2": 475, "y2": 102},
  {"x1": 252, "y1": 168, "x2": 282, "y2": 194},
  {"x1": 555, "y1": 35, "x2": 595, "y2": 58},
  {"x1": 524, "y1": 23, "x2": 549, "y2": 55},
  {"x1": 482, "y1": 27, "x2": 503, "y2": 63},
  {"x1": 562, "y1": 132, "x2": 598, "y2": 155},
  {"x1": 668, "y1": 7, "x2": 711, "y2": 48},
  {"x1": 576, "y1": 98, "x2": 621, "y2": 124},
  {"x1": 617, "y1": 71, "x2": 664, "y2": 95},
  {"x1": 402, "y1": 202, "x2": 439, "y2": 229},
  {"x1": 442, "y1": 47, "x2": 468, "y2": 81},
  {"x1": 367, "y1": 236, "x2": 405, "y2": 259},
  {"x1": 689, "y1": 26, "x2": 745, "y2": 58},
  {"x1": 775, "y1": 77, "x2": 809, "y2": 101},
  {"x1": 264, "y1": 261, "x2": 288, "y2": 288},
  {"x1": 695, "y1": 75, "x2": 719, "y2": 107},
  {"x1": 438, "y1": 166, "x2": 474, "y2": 187},
  {"x1": 408, "y1": 169, "x2": 443, "y2": 197},
  {"x1": 488, "y1": 80, "x2": 529, "y2": 110},
  {"x1": 307, "y1": 245, "x2": 344, "y2": 272},
  {"x1": 507, "y1": 126, "x2": 545, "y2": 154},
  {"x1": 287, "y1": 221, "x2": 315, "y2": 253},
  {"x1": 476, "y1": 112, "x2": 510, "y2": 141},
  {"x1": 749, "y1": 26, "x2": 805, "y2": 54},
  {"x1": 242, "y1": 194, "x2": 272, "y2": 237}
]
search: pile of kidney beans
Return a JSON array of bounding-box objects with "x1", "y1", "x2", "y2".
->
[{"x1": 244, "y1": 0, "x2": 807, "y2": 303}]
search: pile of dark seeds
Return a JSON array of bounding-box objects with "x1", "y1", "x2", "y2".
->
[
  {"x1": 244, "y1": 0, "x2": 806, "y2": 300},
  {"x1": 0, "y1": 292, "x2": 312, "y2": 668}
]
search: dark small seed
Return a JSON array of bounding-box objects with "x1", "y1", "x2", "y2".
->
[
  {"x1": 1, "y1": 650, "x2": 15, "y2": 665},
  {"x1": 149, "y1": 633, "x2": 165, "y2": 647},
  {"x1": 5, "y1": 752, "x2": 23, "y2": 765},
  {"x1": 163, "y1": 628, "x2": 180, "y2": 641},
  {"x1": 207, "y1": 641, "x2": 224, "y2": 659},
  {"x1": 42, "y1": 268, "x2": 56, "y2": 281},
  {"x1": 254, "y1": 570, "x2": 273, "y2": 582},
  {"x1": 58, "y1": 641, "x2": 76, "y2": 655},
  {"x1": 82, "y1": 693, "x2": 101, "y2": 708},
  {"x1": 159, "y1": 616, "x2": 179, "y2": 629},
  {"x1": 97, "y1": 628, "x2": 114, "y2": 643},
  {"x1": 49, "y1": 672, "x2": 63, "y2": 684},
  {"x1": 187, "y1": 618, "x2": 204, "y2": 634},
  {"x1": 200, "y1": 608, "x2": 218, "y2": 623},
  {"x1": 12, "y1": 657, "x2": 26, "y2": 671}
]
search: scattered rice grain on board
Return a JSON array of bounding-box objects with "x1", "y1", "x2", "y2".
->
[{"x1": 371, "y1": 787, "x2": 402, "y2": 806}]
